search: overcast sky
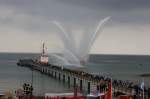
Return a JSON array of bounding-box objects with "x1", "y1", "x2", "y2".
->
[{"x1": 0, "y1": 0, "x2": 150, "y2": 55}]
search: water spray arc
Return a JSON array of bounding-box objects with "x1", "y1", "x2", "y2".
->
[
  {"x1": 53, "y1": 21, "x2": 79, "y2": 64},
  {"x1": 79, "y1": 16, "x2": 111, "y2": 62},
  {"x1": 53, "y1": 21, "x2": 77, "y2": 55},
  {"x1": 52, "y1": 16, "x2": 111, "y2": 67}
]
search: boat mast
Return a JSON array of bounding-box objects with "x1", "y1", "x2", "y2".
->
[{"x1": 42, "y1": 43, "x2": 45, "y2": 55}]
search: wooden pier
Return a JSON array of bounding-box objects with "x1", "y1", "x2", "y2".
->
[{"x1": 17, "y1": 59, "x2": 99, "y2": 94}]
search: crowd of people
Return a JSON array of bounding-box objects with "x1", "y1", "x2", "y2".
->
[{"x1": 47, "y1": 64, "x2": 150, "y2": 98}]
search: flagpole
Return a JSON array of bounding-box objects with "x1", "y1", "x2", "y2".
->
[
  {"x1": 109, "y1": 78, "x2": 112, "y2": 99},
  {"x1": 143, "y1": 78, "x2": 144, "y2": 99},
  {"x1": 111, "y1": 78, "x2": 112, "y2": 99}
]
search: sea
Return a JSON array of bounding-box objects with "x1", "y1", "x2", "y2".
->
[{"x1": 0, "y1": 53, "x2": 150, "y2": 96}]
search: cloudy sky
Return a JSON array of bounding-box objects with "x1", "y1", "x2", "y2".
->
[{"x1": 0, "y1": 0, "x2": 150, "y2": 55}]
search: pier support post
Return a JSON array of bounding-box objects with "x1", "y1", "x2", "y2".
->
[
  {"x1": 73, "y1": 78, "x2": 76, "y2": 88},
  {"x1": 52, "y1": 71, "x2": 54, "y2": 77},
  {"x1": 58, "y1": 73, "x2": 61, "y2": 80},
  {"x1": 50, "y1": 71, "x2": 51, "y2": 76},
  {"x1": 43, "y1": 68, "x2": 45, "y2": 74},
  {"x1": 88, "y1": 82, "x2": 91, "y2": 94},
  {"x1": 63, "y1": 74, "x2": 65, "y2": 82},
  {"x1": 42, "y1": 68, "x2": 43, "y2": 73},
  {"x1": 46, "y1": 69, "x2": 48, "y2": 74},
  {"x1": 43, "y1": 67, "x2": 44, "y2": 74},
  {"x1": 49, "y1": 70, "x2": 51, "y2": 76},
  {"x1": 68, "y1": 76, "x2": 70, "y2": 87},
  {"x1": 54, "y1": 72, "x2": 56, "y2": 78},
  {"x1": 47, "y1": 69, "x2": 49, "y2": 76},
  {"x1": 80, "y1": 80, "x2": 83, "y2": 92}
]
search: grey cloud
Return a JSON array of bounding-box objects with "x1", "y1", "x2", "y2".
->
[
  {"x1": 2, "y1": 0, "x2": 150, "y2": 13},
  {"x1": 58, "y1": 0, "x2": 150, "y2": 11},
  {"x1": 0, "y1": 0, "x2": 150, "y2": 32},
  {"x1": 0, "y1": 0, "x2": 150, "y2": 53}
]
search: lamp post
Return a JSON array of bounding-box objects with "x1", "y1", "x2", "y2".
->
[
  {"x1": 31, "y1": 66, "x2": 33, "y2": 95},
  {"x1": 31, "y1": 67, "x2": 33, "y2": 88}
]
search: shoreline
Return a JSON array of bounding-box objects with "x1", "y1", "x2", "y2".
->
[{"x1": 139, "y1": 73, "x2": 150, "y2": 77}]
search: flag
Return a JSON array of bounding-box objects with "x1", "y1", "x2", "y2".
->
[
  {"x1": 140, "y1": 79, "x2": 145, "y2": 99},
  {"x1": 140, "y1": 81, "x2": 144, "y2": 90},
  {"x1": 105, "y1": 80, "x2": 112, "y2": 99}
]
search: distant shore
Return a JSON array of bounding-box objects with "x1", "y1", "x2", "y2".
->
[{"x1": 139, "y1": 73, "x2": 150, "y2": 77}]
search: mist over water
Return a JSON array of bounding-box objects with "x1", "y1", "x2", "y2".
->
[
  {"x1": 48, "y1": 54, "x2": 70, "y2": 66},
  {"x1": 52, "y1": 16, "x2": 110, "y2": 66}
]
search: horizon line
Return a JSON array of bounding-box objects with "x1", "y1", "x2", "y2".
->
[{"x1": 1, "y1": 51, "x2": 150, "y2": 56}]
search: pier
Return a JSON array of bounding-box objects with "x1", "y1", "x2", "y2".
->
[
  {"x1": 17, "y1": 59, "x2": 99, "y2": 94},
  {"x1": 17, "y1": 59, "x2": 150, "y2": 99}
]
